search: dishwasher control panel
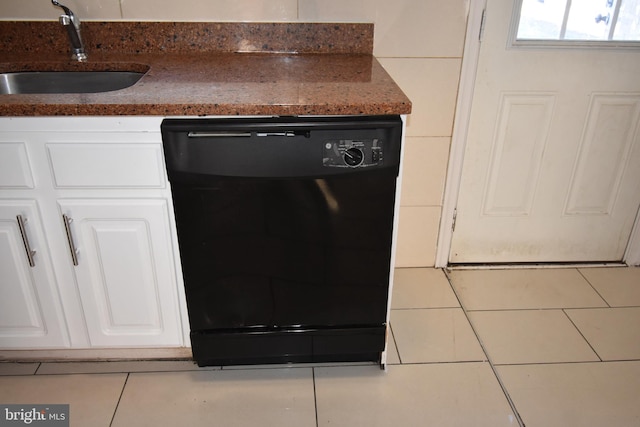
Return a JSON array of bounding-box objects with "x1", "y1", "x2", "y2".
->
[{"x1": 323, "y1": 139, "x2": 383, "y2": 168}]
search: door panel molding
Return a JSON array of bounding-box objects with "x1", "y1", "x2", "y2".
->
[
  {"x1": 86, "y1": 220, "x2": 163, "y2": 333},
  {"x1": 483, "y1": 93, "x2": 555, "y2": 216},
  {"x1": 0, "y1": 142, "x2": 34, "y2": 189},
  {"x1": 564, "y1": 94, "x2": 640, "y2": 216},
  {"x1": 0, "y1": 223, "x2": 46, "y2": 335}
]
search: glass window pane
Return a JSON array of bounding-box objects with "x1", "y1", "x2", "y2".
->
[
  {"x1": 514, "y1": 0, "x2": 640, "y2": 44},
  {"x1": 565, "y1": 0, "x2": 613, "y2": 40},
  {"x1": 613, "y1": 0, "x2": 640, "y2": 40},
  {"x1": 517, "y1": 0, "x2": 568, "y2": 40}
]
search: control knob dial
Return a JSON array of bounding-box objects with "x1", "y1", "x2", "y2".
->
[{"x1": 343, "y1": 147, "x2": 364, "y2": 167}]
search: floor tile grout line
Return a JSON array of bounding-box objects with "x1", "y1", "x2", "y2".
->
[
  {"x1": 562, "y1": 309, "x2": 603, "y2": 362},
  {"x1": 312, "y1": 368, "x2": 319, "y2": 427},
  {"x1": 463, "y1": 306, "x2": 621, "y2": 312},
  {"x1": 391, "y1": 306, "x2": 462, "y2": 311},
  {"x1": 492, "y1": 359, "x2": 640, "y2": 367},
  {"x1": 563, "y1": 306, "x2": 640, "y2": 310},
  {"x1": 387, "y1": 359, "x2": 489, "y2": 366},
  {"x1": 109, "y1": 372, "x2": 129, "y2": 427},
  {"x1": 576, "y1": 268, "x2": 612, "y2": 308},
  {"x1": 29, "y1": 369, "x2": 200, "y2": 376},
  {"x1": 492, "y1": 359, "x2": 616, "y2": 367},
  {"x1": 388, "y1": 323, "x2": 403, "y2": 364},
  {"x1": 443, "y1": 269, "x2": 526, "y2": 427}
]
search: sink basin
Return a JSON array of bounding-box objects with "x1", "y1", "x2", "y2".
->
[{"x1": 0, "y1": 71, "x2": 145, "y2": 95}]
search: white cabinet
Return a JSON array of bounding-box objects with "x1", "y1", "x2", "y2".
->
[
  {"x1": 0, "y1": 117, "x2": 186, "y2": 350},
  {"x1": 58, "y1": 199, "x2": 182, "y2": 347},
  {"x1": 0, "y1": 200, "x2": 69, "y2": 348}
]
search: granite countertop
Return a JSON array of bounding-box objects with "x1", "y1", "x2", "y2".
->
[{"x1": 0, "y1": 22, "x2": 411, "y2": 116}]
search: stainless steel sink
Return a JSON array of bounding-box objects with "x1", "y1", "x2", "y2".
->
[{"x1": 0, "y1": 71, "x2": 145, "y2": 94}]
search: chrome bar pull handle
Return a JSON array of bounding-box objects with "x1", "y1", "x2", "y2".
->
[
  {"x1": 188, "y1": 131, "x2": 252, "y2": 138},
  {"x1": 16, "y1": 215, "x2": 36, "y2": 267},
  {"x1": 62, "y1": 214, "x2": 79, "y2": 266}
]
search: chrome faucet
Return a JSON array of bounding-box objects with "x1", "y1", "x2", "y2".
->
[{"x1": 51, "y1": 0, "x2": 87, "y2": 62}]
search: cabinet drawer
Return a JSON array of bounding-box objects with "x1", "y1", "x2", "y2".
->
[
  {"x1": 0, "y1": 143, "x2": 34, "y2": 188},
  {"x1": 47, "y1": 143, "x2": 165, "y2": 188}
]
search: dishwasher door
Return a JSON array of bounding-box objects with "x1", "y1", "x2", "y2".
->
[{"x1": 162, "y1": 116, "x2": 402, "y2": 366}]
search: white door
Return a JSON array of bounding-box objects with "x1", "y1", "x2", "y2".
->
[
  {"x1": 0, "y1": 201, "x2": 69, "y2": 348},
  {"x1": 450, "y1": 0, "x2": 640, "y2": 263},
  {"x1": 58, "y1": 199, "x2": 182, "y2": 347}
]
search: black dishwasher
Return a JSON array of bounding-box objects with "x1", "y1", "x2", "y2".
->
[{"x1": 161, "y1": 115, "x2": 402, "y2": 366}]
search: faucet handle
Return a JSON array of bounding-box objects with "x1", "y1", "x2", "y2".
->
[{"x1": 51, "y1": 0, "x2": 73, "y2": 18}]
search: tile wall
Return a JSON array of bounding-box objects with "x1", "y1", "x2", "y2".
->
[{"x1": 0, "y1": 0, "x2": 469, "y2": 267}]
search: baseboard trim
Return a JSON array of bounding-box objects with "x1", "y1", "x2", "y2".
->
[{"x1": 0, "y1": 347, "x2": 192, "y2": 362}]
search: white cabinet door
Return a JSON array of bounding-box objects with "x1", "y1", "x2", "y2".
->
[
  {"x1": 58, "y1": 199, "x2": 182, "y2": 347},
  {"x1": 0, "y1": 201, "x2": 69, "y2": 348}
]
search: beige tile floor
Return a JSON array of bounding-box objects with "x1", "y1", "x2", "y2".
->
[{"x1": 1, "y1": 266, "x2": 639, "y2": 426}]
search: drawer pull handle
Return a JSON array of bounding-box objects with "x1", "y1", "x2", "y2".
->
[
  {"x1": 188, "y1": 132, "x2": 252, "y2": 138},
  {"x1": 16, "y1": 215, "x2": 36, "y2": 267},
  {"x1": 62, "y1": 214, "x2": 79, "y2": 266}
]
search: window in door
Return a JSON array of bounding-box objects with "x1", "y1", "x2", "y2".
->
[{"x1": 512, "y1": 0, "x2": 640, "y2": 46}]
